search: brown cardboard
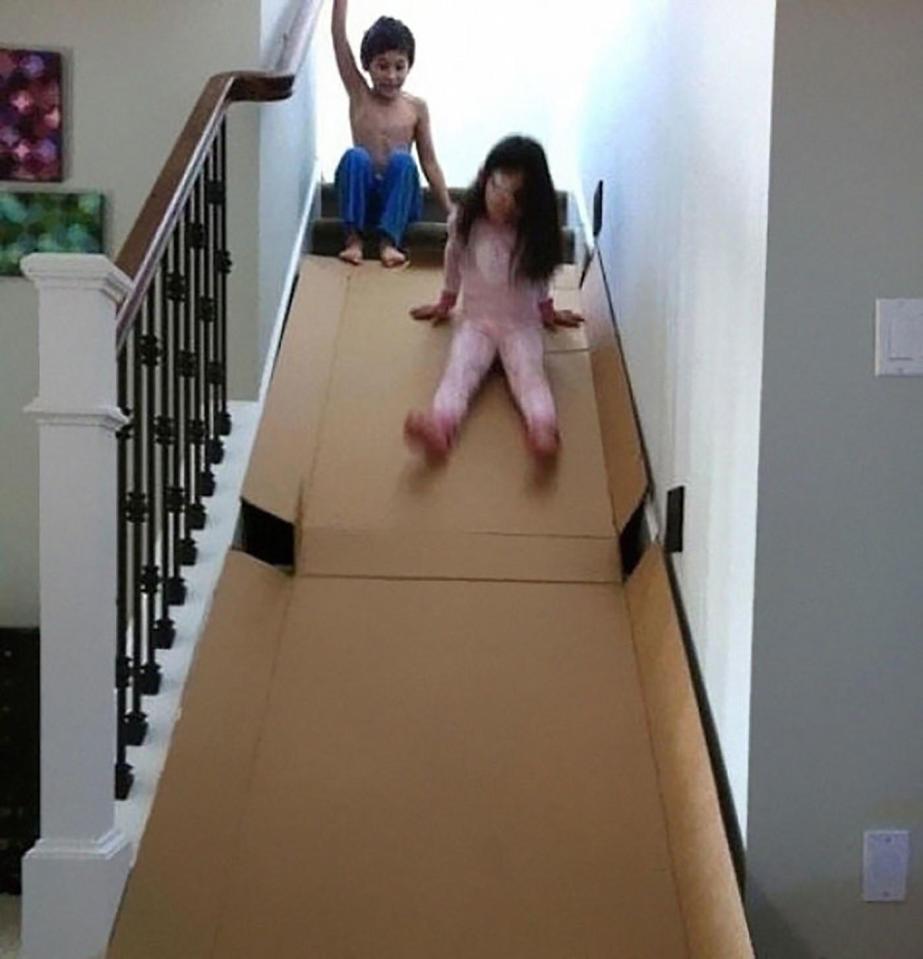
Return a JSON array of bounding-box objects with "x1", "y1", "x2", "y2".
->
[
  {"x1": 108, "y1": 252, "x2": 751, "y2": 958},
  {"x1": 241, "y1": 256, "x2": 349, "y2": 523},
  {"x1": 554, "y1": 263, "x2": 581, "y2": 290},
  {"x1": 108, "y1": 552, "x2": 292, "y2": 959},
  {"x1": 298, "y1": 527, "x2": 620, "y2": 582},
  {"x1": 300, "y1": 265, "x2": 614, "y2": 542},
  {"x1": 626, "y1": 545, "x2": 754, "y2": 958},
  {"x1": 543, "y1": 280, "x2": 586, "y2": 354},
  {"x1": 581, "y1": 256, "x2": 649, "y2": 533},
  {"x1": 210, "y1": 577, "x2": 688, "y2": 959}
]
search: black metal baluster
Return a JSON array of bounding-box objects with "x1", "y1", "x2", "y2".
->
[
  {"x1": 188, "y1": 179, "x2": 208, "y2": 525},
  {"x1": 164, "y1": 238, "x2": 187, "y2": 607},
  {"x1": 205, "y1": 144, "x2": 224, "y2": 468},
  {"x1": 171, "y1": 223, "x2": 196, "y2": 569},
  {"x1": 115, "y1": 348, "x2": 133, "y2": 800},
  {"x1": 200, "y1": 157, "x2": 218, "y2": 495},
  {"x1": 152, "y1": 265, "x2": 176, "y2": 651},
  {"x1": 140, "y1": 286, "x2": 165, "y2": 676},
  {"x1": 216, "y1": 118, "x2": 232, "y2": 438},
  {"x1": 180, "y1": 203, "x2": 198, "y2": 555},
  {"x1": 124, "y1": 325, "x2": 149, "y2": 742},
  {"x1": 155, "y1": 267, "x2": 179, "y2": 649}
]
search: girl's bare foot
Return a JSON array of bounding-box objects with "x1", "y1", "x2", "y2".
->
[
  {"x1": 338, "y1": 233, "x2": 364, "y2": 265},
  {"x1": 380, "y1": 241, "x2": 408, "y2": 269},
  {"x1": 404, "y1": 411, "x2": 453, "y2": 460},
  {"x1": 527, "y1": 420, "x2": 560, "y2": 460}
]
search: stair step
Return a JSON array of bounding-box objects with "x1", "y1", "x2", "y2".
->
[
  {"x1": 310, "y1": 218, "x2": 447, "y2": 261},
  {"x1": 319, "y1": 183, "x2": 569, "y2": 224},
  {"x1": 310, "y1": 217, "x2": 576, "y2": 264}
]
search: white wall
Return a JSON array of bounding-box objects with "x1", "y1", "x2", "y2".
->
[
  {"x1": 313, "y1": 0, "x2": 583, "y2": 191},
  {"x1": 0, "y1": 0, "x2": 317, "y2": 623},
  {"x1": 748, "y1": 3, "x2": 923, "y2": 955},
  {"x1": 259, "y1": 0, "x2": 319, "y2": 370},
  {"x1": 575, "y1": 1, "x2": 777, "y2": 832}
]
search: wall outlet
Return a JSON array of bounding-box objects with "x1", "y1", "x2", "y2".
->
[{"x1": 863, "y1": 830, "x2": 910, "y2": 902}]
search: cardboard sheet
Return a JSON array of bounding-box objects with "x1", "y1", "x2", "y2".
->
[
  {"x1": 109, "y1": 252, "x2": 751, "y2": 959},
  {"x1": 627, "y1": 546, "x2": 754, "y2": 958},
  {"x1": 554, "y1": 263, "x2": 581, "y2": 290},
  {"x1": 108, "y1": 552, "x2": 292, "y2": 959},
  {"x1": 212, "y1": 578, "x2": 687, "y2": 959},
  {"x1": 301, "y1": 266, "x2": 613, "y2": 541},
  {"x1": 298, "y1": 527, "x2": 619, "y2": 582},
  {"x1": 581, "y1": 257, "x2": 649, "y2": 533},
  {"x1": 242, "y1": 257, "x2": 349, "y2": 523}
]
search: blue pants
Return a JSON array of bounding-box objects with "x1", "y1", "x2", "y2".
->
[{"x1": 335, "y1": 147, "x2": 422, "y2": 248}]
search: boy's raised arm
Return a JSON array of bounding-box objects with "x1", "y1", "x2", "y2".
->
[
  {"x1": 332, "y1": 0, "x2": 365, "y2": 96},
  {"x1": 415, "y1": 100, "x2": 453, "y2": 215}
]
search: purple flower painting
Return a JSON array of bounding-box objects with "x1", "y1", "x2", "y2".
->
[{"x1": 0, "y1": 49, "x2": 63, "y2": 182}]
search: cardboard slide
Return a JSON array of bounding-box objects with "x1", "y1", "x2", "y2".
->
[{"x1": 108, "y1": 256, "x2": 752, "y2": 958}]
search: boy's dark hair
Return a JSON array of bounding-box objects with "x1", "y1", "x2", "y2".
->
[
  {"x1": 360, "y1": 16, "x2": 415, "y2": 69},
  {"x1": 457, "y1": 135, "x2": 562, "y2": 283}
]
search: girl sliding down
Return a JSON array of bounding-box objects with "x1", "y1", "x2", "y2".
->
[{"x1": 404, "y1": 135, "x2": 581, "y2": 461}]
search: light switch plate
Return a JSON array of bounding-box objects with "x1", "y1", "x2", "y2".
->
[
  {"x1": 863, "y1": 829, "x2": 910, "y2": 902},
  {"x1": 876, "y1": 299, "x2": 923, "y2": 375}
]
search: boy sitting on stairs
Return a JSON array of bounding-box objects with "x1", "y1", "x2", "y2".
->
[{"x1": 332, "y1": 0, "x2": 453, "y2": 267}]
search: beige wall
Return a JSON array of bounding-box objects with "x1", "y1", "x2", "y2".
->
[
  {"x1": 0, "y1": 0, "x2": 318, "y2": 624},
  {"x1": 748, "y1": 2, "x2": 923, "y2": 955},
  {"x1": 0, "y1": 279, "x2": 40, "y2": 625},
  {"x1": 575, "y1": 1, "x2": 777, "y2": 833}
]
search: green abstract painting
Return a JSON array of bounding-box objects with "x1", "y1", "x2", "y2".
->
[{"x1": 0, "y1": 191, "x2": 104, "y2": 276}]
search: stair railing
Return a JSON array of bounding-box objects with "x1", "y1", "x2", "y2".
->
[{"x1": 20, "y1": 3, "x2": 324, "y2": 957}]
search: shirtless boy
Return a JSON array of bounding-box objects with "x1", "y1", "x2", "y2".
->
[{"x1": 332, "y1": 0, "x2": 452, "y2": 267}]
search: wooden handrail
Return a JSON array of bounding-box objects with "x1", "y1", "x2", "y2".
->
[{"x1": 115, "y1": 0, "x2": 325, "y2": 345}]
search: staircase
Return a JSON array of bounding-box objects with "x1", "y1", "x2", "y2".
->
[{"x1": 310, "y1": 184, "x2": 577, "y2": 263}]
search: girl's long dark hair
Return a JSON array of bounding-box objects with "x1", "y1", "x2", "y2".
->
[{"x1": 456, "y1": 135, "x2": 562, "y2": 283}]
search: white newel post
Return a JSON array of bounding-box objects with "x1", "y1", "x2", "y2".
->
[{"x1": 21, "y1": 254, "x2": 134, "y2": 959}]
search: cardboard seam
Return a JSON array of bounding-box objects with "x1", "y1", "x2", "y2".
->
[
  {"x1": 296, "y1": 572, "x2": 619, "y2": 586},
  {"x1": 299, "y1": 526, "x2": 617, "y2": 543}
]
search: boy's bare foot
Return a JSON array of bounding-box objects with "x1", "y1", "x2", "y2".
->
[
  {"x1": 527, "y1": 421, "x2": 560, "y2": 460},
  {"x1": 338, "y1": 233, "x2": 364, "y2": 265},
  {"x1": 404, "y1": 411, "x2": 453, "y2": 460},
  {"x1": 380, "y1": 242, "x2": 408, "y2": 269}
]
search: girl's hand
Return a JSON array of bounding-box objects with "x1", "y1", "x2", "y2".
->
[
  {"x1": 542, "y1": 308, "x2": 584, "y2": 331},
  {"x1": 410, "y1": 302, "x2": 452, "y2": 325},
  {"x1": 411, "y1": 290, "x2": 457, "y2": 325}
]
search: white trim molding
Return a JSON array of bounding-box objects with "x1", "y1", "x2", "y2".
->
[
  {"x1": 22, "y1": 404, "x2": 129, "y2": 431},
  {"x1": 21, "y1": 254, "x2": 134, "y2": 959},
  {"x1": 21, "y1": 252, "x2": 132, "y2": 298},
  {"x1": 259, "y1": 159, "x2": 320, "y2": 402}
]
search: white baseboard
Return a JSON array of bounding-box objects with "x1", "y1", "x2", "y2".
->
[{"x1": 258, "y1": 161, "x2": 320, "y2": 403}]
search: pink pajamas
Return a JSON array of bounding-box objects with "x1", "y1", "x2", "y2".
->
[{"x1": 432, "y1": 216, "x2": 556, "y2": 437}]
